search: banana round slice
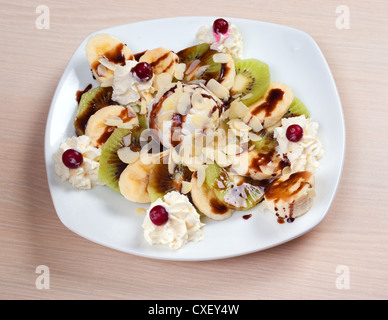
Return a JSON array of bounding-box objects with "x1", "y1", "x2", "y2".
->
[
  {"x1": 119, "y1": 156, "x2": 155, "y2": 203},
  {"x1": 264, "y1": 171, "x2": 315, "y2": 219},
  {"x1": 248, "y1": 82, "x2": 293, "y2": 129},
  {"x1": 218, "y1": 54, "x2": 235, "y2": 90},
  {"x1": 86, "y1": 34, "x2": 134, "y2": 86},
  {"x1": 139, "y1": 47, "x2": 179, "y2": 76},
  {"x1": 85, "y1": 105, "x2": 138, "y2": 147},
  {"x1": 231, "y1": 148, "x2": 289, "y2": 180},
  {"x1": 191, "y1": 174, "x2": 234, "y2": 220}
]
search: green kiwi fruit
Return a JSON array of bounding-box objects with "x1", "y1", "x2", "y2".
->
[
  {"x1": 230, "y1": 58, "x2": 270, "y2": 107},
  {"x1": 98, "y1": 120, "x2": 148, "y2": 193},
  {"x1": 283, "y1": 97, "x2": 310, "y2": 118},
  {"x1": 177, "y1": 43, "x2": 223, "y2": 82},
  {"x1": 74, "y1": 86, "x2": 117, "y2": 136},
  {"x1": 147, "y1": 164, "x2": 192, "y2": 202},
  {"x1": 252, "y1": 129, "x2": 278, "y2": 154},
  {"x1": 205, "y1": 163, "x2": 265, "y2": 210},
  {"x1": 98, "y1": 128, "x2": 131, "y2": 193}
]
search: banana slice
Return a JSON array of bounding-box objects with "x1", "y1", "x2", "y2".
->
[
  {"x1": 86, "y1": 34, "x2": 134, "y2": 86},
  {"x1": 219, "y1": 54, "x2": 235, "y2": 90},
  {"x1": 119, "y1": 156, "x2": 155, "y2": 203},
  {"x1": 139, "y1": 47, "x2": 179, "y2": 76},
  {"x1": 210, "y1": 53, "x2": 235, "y2": 90},
  {"x1": 191, "y1": 174, "x2": 234, "y2": 220},
  {"x1": 248, "y1": 82, "x2": 293, "y2": 129},
  {"x1": 85, "y1": 105, "x2": 138, "y2": 147},
  {"x1": 264, "y1": 171, "x2": 315, "y2": 219},
  {"x1": 231, "y1": 148, "x2": 289, "y2": 180}
]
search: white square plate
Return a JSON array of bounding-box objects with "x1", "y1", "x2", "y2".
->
[{"x1": 45, "y1": 17, "x2": 345, "y2": 261}]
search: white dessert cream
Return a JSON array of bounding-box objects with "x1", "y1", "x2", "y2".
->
[
  {"x1": 53, "y1": 135, "x2": 103, "y2": 189},
  {"x1": 196, "y1": 22, "x2": 243, "y2": 59},
  {"x1": 274, "y1": 115, "x2": 324, "y2": 173},
  {"x1": 112, "y1": 60, "x2": 153, "y2": 105},
  {"x1": 142, "y1": 191, "x2": 205, "y2": 249}
]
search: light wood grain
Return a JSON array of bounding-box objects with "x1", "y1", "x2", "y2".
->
[{"x1": 1, "y1": 0, "x2": 388, "y2": 300}]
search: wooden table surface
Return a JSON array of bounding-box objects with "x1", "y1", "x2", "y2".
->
[{"x1": 1, "y1": 0, "x2": 387, "y2": 300}]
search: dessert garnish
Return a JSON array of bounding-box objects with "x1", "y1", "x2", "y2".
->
[
  {"x1": 62, "y1": 149, "x2": 83, "y2": 169},
  {"x1": 132, "y1": 61, "x2": 153, "y2": 82},
  {"x1": 213, "y1": 18, "x2": 229, "y2": 35},
  {"x1": 149, "y1": 205, "x2": 169, "y2": 226},
  {"x1": 286, "y1": 124, "x2": 304, "y2": 142}
]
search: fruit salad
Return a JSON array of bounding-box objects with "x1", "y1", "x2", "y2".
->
[{"x1": 54, "y1": 18, "x2": 324, "y2": 250}]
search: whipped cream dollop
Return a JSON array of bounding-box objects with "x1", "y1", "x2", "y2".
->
[
  {"x1": 142, "y1": 191, "x2": 205, "y2": 250},
  {"x1": 53, "y1": 135, "x2": 104, "y2": 189},
  {"x1": 112, "y1": 60, "x2": 153, "y2": 105},
  {"x1": 274, "y1": 115, "x2": 324, "y2": 173},
  {"x1": 196, "y1": 22, "x2": 243, "y2": 59}
]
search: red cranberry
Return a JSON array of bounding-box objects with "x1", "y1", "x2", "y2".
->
[
  {"x1": 62, "y1": 149, "x2": 83, "y2": 169},
  {"x1": 132, "y1": 62, "x2": 153, "y2": 81},
  {"x1": 286, "y1": 124, "x2": 304, "y2": 142},
  {"x1": 213, "y1": 18, "x2": 229, "y2": 34},
  {"x1": 149, "y1": 205, "x2": 169, "y2": 226}
]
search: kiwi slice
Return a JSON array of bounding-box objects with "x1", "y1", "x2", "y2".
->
[
  {"x1": 252, "y1": 129, "x2": 278, "y2": 154},
  {"x1": 230, "y1": 59, "x2": 270, "y2": 107},
  {"x1": 74, "y1": 86, "x2": 117, "y2": 136},
  {"x1": 177, "y1": 43, "x2": 223, "y2": 82},
  {"x1": 147, "y1": 164, "x2": 191, "y2": 202},
  {"x1": 283, "y1": 97, "x2": 310, "y2": 118},
  {"x1": 98, "y1": 128, "x2": 131, "y2": 193},
  {"x1": 205, "y1": 163, "x2": 265, "y2": 210}
]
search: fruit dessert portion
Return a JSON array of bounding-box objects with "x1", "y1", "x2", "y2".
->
[{"x1": 53, "y1": 18, "x2": 324, "y2": 250}]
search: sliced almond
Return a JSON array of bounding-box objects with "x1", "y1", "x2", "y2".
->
[
  {"x1": 194, "y1": 65, "x2": 209, "y2": 78},
  {"x1": 212, "y1": 53, "x2": 231, "y2": 64},
  {"x1": 177, "y1": 91, "x2": 192, "y2": 115},
  {"x1": 155, "y1": 72, "x2": 173, "y2": 91},
  {"x1": 168, "y1": 151, "x2": 176, "y2": 175},
  {"x1": 243, "y1": 113, "x2": 263, "y2": 132},
  {"x1": 240, "y1": 93, "x2": 253, "y2": 101},
  {"x1": 183, "y1": 85, "x2": 195, "y2": 93},
  {"x1": 214, "y1": 150, "x2": 233, "y2": 167},
  {"x1": 162, "y1": 93, "x2": 178, "y2": 112},
  {"x1": 174, "y1": 63, "x2": 186, "y2": 81},
  {"x1": 191, "y1": 114, "x2": 211, "y2": 128},
  {"x1": 206, "y1": 79, "x2": 229, "y2": 101},
  {"x1": 248, "y1": 132, "x2": 262, "y2": 142},
  {"x1": 97, "y1": 63, "x2": 108, "y2": 77},
  {"x1": 228, "y1": 119, "x2": 251, "y2": 132},
  {"x1": 196, "y1": 165, "x2": 207, "y2": 188},
  {"x1": 185, "y1": 59, "x2": 201, "y2": 75},
  {"x1": 122, "y1": 133, "x2": 132, "y2": 146},
  {"x1": 191, "y1": 91, "x2": 205, "y2": 110},
  {"x1": 229, "y1": 100, "x2": 249, "y2": 119},
  {"x1": 98, "y1": 58, "x2": 117, "y2": 71},
  {"x1": 181, "y1": 181, "x2": 193, "y2": 194},
  {"x1": 117, "y1": 147, "x2": 140, "y2": 164}
]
